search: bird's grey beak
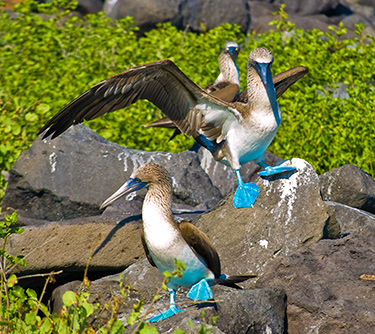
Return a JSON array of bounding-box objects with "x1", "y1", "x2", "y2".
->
[{"x1": 100, "y1": 178, "x2": 147, "y2": 209}]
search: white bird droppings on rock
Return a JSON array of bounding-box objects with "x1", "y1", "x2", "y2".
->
[
  {"x1": 260, "y1": 239, "x2": 269, "y2": 249},
  {"x1": 49, "y1": 152, "x2": 57, "y2": 173}
]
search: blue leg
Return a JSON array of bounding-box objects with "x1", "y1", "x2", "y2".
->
[
  {"x1": 147, "y1": 289, "x2": 183, "y2": 323},
  {"x1": 258, "y1": 161, "x2": 296, "y2": 176},
  {"x1": 233, "y1": 170, "x2": 260, "y2": 208},
  {"x1": 187, "y1": 278, "x2": 213, "y2": 301}
]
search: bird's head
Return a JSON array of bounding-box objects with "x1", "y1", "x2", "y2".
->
[
  {"x1": 248, "y1": 48, "x2": 274, "y2": 90},
  {"x1": 100, "y1": 162, "x2": 170, "y2": 209},
  {"x1": 223, "y1": 41, "x2": 240, "y2": 61}
]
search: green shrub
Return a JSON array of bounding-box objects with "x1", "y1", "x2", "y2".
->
[{"x1": 1, "y1": 1, "x2": 375, "y2": 202}]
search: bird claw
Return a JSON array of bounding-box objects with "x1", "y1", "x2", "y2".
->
[
  {"x1": 187, "y1": 279, "x2": 213, "y2": 301},
  {"x1": 258, "y1": 165, "x2": 296, "y2": 176},
  {"x1": 147, "y1": 305, "x2": 184, "y2": 322},
  {"x1": 233, "y1": 182, "x2": 260, "y2": 208}
]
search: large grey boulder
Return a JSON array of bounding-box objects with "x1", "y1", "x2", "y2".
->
[
  {"x1": 324, "y1": 200, "x2": 375, "y2": 238},
  {"x1": 319, "y1": 164, "x2": 375, "y2": 214},
  {"x1": 105, "y1": 0, "x2": 180, "y2": 34},
  {"x1": 105, "y1": 0, "x2": 252, "y2": 34},
  {"x1": 195, "y1": 158, "x2": 329, "y2": 285},
  {"x1": 272, "y1": 0, "x2": 353, "y2": 16},
  {"x1": 2, "y1": 125, "x2": 223, "y2": 221},
  {"x1": 178, "y1": 0, "x2": 251, "y2": 34},
  {"x1": 256, "y1": 223, "x2": 375, "y2": 334},
  {"x1": 52, "y1": 258, "x2": 286, "y2": 334},
  {"x1": 6, "y1": 215, "x2": 145, "y2": 287}
]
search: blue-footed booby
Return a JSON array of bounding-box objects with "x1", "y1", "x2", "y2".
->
[
  {"x1": 146, "y1": 41, "x2": 308, "y2": 137},
  {"x1": 145, "y1": 41, "x2": 241, "y2": 140},
  {"x1": 100, "y1": 163, "x2": 254, "y2": 322},
  {"x1": 39, "y1": 47, "x2": 306, "y2": 208}
]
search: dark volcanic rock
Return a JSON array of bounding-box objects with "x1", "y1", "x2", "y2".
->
[
  {"x1": 106, "y1": 0, "x2": 180, "y2": 34},
  {"x1": 179, "y1": 0, "x2": 251, "y2": 34},
  {"x1": 272, "y1": 0, "x2": 353, "y2": 17},
  {"x1": 256, "y1": 224, "x2": 375, "y2": 334},
  {"x1": 319, "y1": 164, "x2": 375, "y2": 214},
  {"x1": 2, "y1": 125, "x2": 222, "y2": 221},
  {"x1": 324, "y1": 201, "x2": 375, "y2": 238},
  {"x1": 152, "y1": 288, "x2": 287, "y2": 334},
  {"x1": 52, "y1": 258, "x2": 286, "y2": 334},
  {"x1": 6, "y1": 215, "x2": 144, "y2": 287},
  {"x1": 195, "y1": 158, "x2": 329, "y2": 285}
]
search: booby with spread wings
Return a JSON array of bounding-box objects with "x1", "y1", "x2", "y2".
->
[
  {"x1": 39, "y1": 47, "x2": 304, "y2": 208},
  {"x1": 146, "y1": 41, "x2": 241, "y2": 139}
]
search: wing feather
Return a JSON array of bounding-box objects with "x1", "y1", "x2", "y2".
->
[
  {"x1": 39, "y1": 60, "x2": 228, "y2": 139},
  {"x1": 178, "y1": 221, "x2": 221, "y2": 279}
]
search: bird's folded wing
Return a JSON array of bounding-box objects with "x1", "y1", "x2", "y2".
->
[{"x1": 178, "y1": 221, "x2": 221, "y2": 279}]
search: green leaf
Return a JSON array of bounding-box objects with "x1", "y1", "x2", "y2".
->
[
  {"x1": 40, "y1": 317, "x2": 53, "y2": 333},
  {"x1": 127, "y1": 310, "x2": 140, "y2": 326},
  {"x1": 25, "y1": 311, "x2": 38, "y2": 325},
  {"x1": 62, "y1": 290, "x2": 77, "y2": 307},
  {"x1": 174, "y1": 259, "x2": 186, "y2": 272},
  {"x1": 139, "y1": 323, "x2": 160, "y2": 334},
  {"x1": 82, "y1": 300, "x2": 95, "y2": 317},
  {"x1": 173, "y1": 329, "x2": 186, "y2": 334},
  {"x1": 109, "y1": 319, "x2": 125, "y2": 334},
  {"x1": 35, "y1": 103, "x2": 51, "y2": 114},
  {"x1": 7, "y1": 274, "x2": 18, "y2": 287}
]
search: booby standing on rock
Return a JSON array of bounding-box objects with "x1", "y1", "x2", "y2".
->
[
  {"x1": 39, "y1": 47, "x2": 303, "y2": 208},
  {"x1": 100, "y1": 163, "x2": 254, "y2": 322}
]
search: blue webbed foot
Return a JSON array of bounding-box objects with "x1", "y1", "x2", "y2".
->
[
  {"x1": 233, "y1": 182, "x2": 260, "y2": 208},
  {"x1": 258, "y1": 165, "x2": 296, "y2": 177},
  {"x1": 147, "y1": 305, "x2": 183, "y2": 323},
  {"x1": 187, "y1": 279, "x2": 213, "y2": 301}
]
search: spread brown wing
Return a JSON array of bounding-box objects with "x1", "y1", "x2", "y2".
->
[
  {"x1": 144, "y1": 82, "x2": 239, "y2": 131},
  {"x1": 141, "y1": 226, "x2": 156, "y2": 268},
  {"x1": 204, "y1": 82, "x2": 240, "y2": 103},
  {"x1": 273, "y1": 66, "x2": 309, "y2": 98},
  {"x1": 234, "y1": 65, "x2": 309, "y2": 103},
  {"x1": 39, "y1": 59, "x2": 230, "y2": 140},
  {"x1": 178, "y1": 221, "x2": 221, "y2": 279}
]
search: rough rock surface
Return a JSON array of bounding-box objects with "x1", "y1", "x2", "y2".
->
[
  {"x1": 100, "y1": 0, "x2": 375, "y2": 38},
  {"x1": 52, "y1": 258, "x2": 287, "y2": 334},
  {"x1": 2, "y1": 125, "x2": 223, "y2": 221},
  {"x1": 324, "y1": 200, "x2": 375, "y2": 238},
  {"x1": 3, "y1": 121, "x2": 375, "y2": 332},
  {"x1": 6, "y1": 215, "x2": 145, "y2": 287},
  {"x1": 320, "y1": 164, "x2": 375, "y2": 214},
  {"x1": 195, "y1": 158, "x2": 329, "y2": 285},
  {"x1": 105, "y1": 0, "x2": 180, "y2": 32},
  {"x1": 256, "y1": 223, "x2": 375, "y2": 334}
]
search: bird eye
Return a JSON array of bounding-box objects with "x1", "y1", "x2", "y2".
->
[{"x1": 135, "y1": 178, "x2": 141, "y2": 183}]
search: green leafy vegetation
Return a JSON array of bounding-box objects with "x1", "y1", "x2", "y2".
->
[{"x1": 1, "y1": 0, "x2": 375, "y2": 203}]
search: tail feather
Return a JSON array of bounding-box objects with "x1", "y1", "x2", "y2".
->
[{"x1": 214, "y1": 274, "x2": 257, "y2": 289}]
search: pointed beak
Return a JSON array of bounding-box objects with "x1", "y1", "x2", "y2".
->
[
  {"x1": 256, "y1": 62, "x2": 271, "y2": 90},
  {"x1": 100, "y1": 178, "x2": 147, "y2": 209}
]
